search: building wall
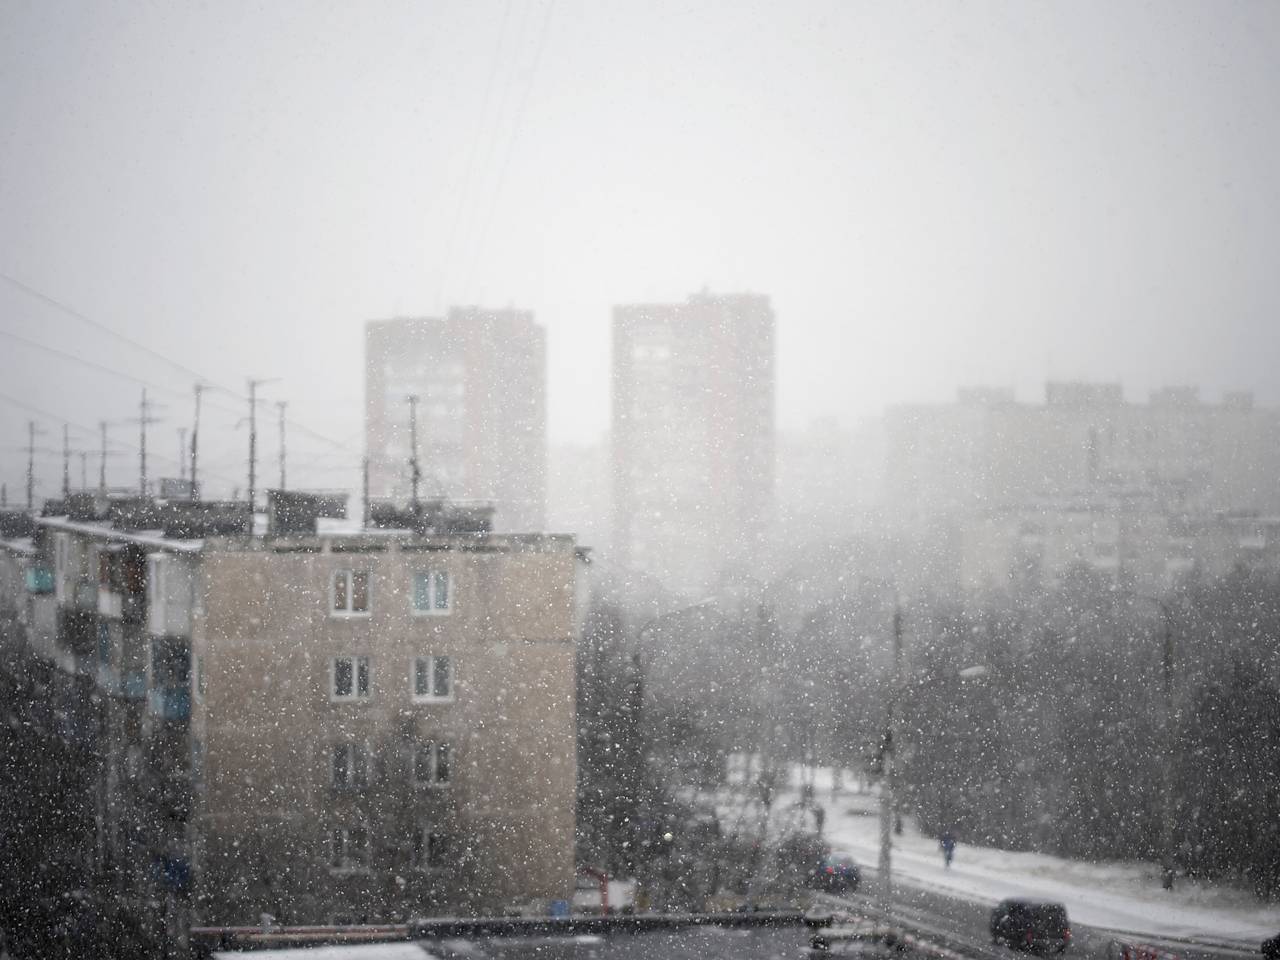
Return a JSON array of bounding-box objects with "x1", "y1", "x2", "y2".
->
[
  {"x1": 190, "y1": 533, "x2": 578, "y2": 923},
  {"x1": 611, "y1": 292, "x2": 775, "y2": 596},
  {"x1": 365, "y1": 309, "x2": 547, "y2": 533},
  {"x1": 885, "y1": 384, "x2": 1280, "y2": 523}
]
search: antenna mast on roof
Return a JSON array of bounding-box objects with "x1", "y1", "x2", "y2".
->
[
  {"x1": 277, "y1": 401, "x2": 287, "y2": 491},
  {"x1": 61, "y1": 424, "x2": 71, "y2": 498},
  {"x1": 25, "y1": 421, "x2": 43, "y2": 510},
  {"x1": 191, "y1": 383, "x2": 203, "y2": 500},
  {"x1": 407, "y1": 394, "x2": 422, "y2": 511},
  {"x1": 245, "y1": 377, "x2": 279, "y2": 511},
  {"x1": 130, "y1": 388, "x2": 162, "y2": 497}
]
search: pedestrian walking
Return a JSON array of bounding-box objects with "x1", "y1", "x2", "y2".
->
[{"x1": 940, "y1": 830, "x2": 957, "y2": 868}]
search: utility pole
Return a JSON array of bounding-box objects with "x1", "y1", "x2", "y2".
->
[
  {"x1": 362, "y1": 457, "x2": 370, "y2": 529},
  {"x1": 277, "y1": 401, "x2": 287, "y2": 491},
  {"x1": 877, "y1": 604, "x2": 903, "y2": 919},
  {"x1": 245, "y1": 378, "x2": 278, "y2": 511},
  {"x1": 178, "y1": 428, "x2": 187, "y2": 481},
  {"x1": 191, "y1": 383, "x2": 203, "y2": 500},
  {"x1": 407, "y1": 395, "x2": 422, "y2": 510},
  {"x1": 135, "y1": 388, "x2": 161, "y2": 497},
  {"x1": 99, "y1": 421, "x2": 112, "y2": 496},
  {"x1": 61, "y1": 424, "x2": 71, "y2": 498},
  {"x1": 25, "y1": 421, "x2": 40, "y2": 510},
  {"x1": 79, "y1": 452, "x2": 88, "y2": 491},
  {"x1": 1160, "y1": 609, "x2": 1176, "y2": 890}
]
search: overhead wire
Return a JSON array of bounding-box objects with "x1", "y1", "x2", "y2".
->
[
  {"x1": 0, "y1": 390, "x2": 240, "y2": 487},
  {"x1": 0, "y1": 272, "x2": 351, "y2": 449},
  {"x1": 461, "y1": 0, "x2": 557, "y2": 305},
  {"x1": 432, "y1": 0, "x2": 516, "y2": 314},
  {"x1": 0, "y1": 270, "x2": 236, "y2": 395}
]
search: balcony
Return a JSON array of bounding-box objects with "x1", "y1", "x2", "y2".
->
[
  {"x1": 72, "y1": 579, "x2": 97, "y2": 611},
  {"x1": 25, "y1": 566, "x2": 53, "y2": 594},
  {"x1": 98, "y1": 589, "x2": 123, "y2": 620},
  {"x1": 121, "y1": 593, "x2": 146, "y2": 626},
  {"x1": 146, "y1": 686, "x2": 190, "y2": 722},
  {"x1": 57, "y1": 608, "x2": 98, "y2": 660}
]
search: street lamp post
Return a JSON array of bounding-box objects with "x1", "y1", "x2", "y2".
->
[
  {"x1": 876, "y1": 605, "x2": 903, "y2": 919},
  {"x1": 1132, "y1": 594, "x2": 1178, "y2": 890},
  {"x1": 1158, "y1": 609, "x2": 1176, "y2": 890}
]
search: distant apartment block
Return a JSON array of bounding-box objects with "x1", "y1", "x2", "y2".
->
[
  {"x1": 0, "y1": 492, "x2": 580, "y2": 930},
  {"x1": 886, "y1": 383, "x2": 1280, "y2": 520},
  {"x1": 611, "y1": 291, "x2": 775, "y2": 595},
  {"x1": 883, "y1": 383, "x2": 1280, "y2": 594},
  {"x1": 365, "y1": 308, "x2": 547, "y2": 532}
]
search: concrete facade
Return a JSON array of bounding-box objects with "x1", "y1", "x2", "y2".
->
[
  {"x1": 192, "y1": 531, "x2": 579, "y2": 923},
  {"x1": 365, "y1": 308, "x2": 547, "y2": 533},
  {"x1": 2, "y1": 500, "x2": 579, "y2": 933},
  {"x1": 883, "y1": 383, "x2": 1280, "y2": 595},
  {"x1": 611, "y1": 292, "x2": 775, "y2": 596}
]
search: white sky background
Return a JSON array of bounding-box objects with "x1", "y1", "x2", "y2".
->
[{"x1": 1, "y1": 1, "x2": 1278, "y2": 499}]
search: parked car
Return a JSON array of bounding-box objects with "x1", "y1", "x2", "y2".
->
[
  {"x1": 990, "y1": 899, "x2": 1071, "y2": 952},
  {"x1": 807, "y1": 851, "x2": 861, "y2": 894}
]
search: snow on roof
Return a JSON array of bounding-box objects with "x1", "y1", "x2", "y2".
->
[
  {"x1": 0, "y1": 536, "x2": 36, "y2": 556},
  {"x1": 213, "y1": 945, "x2": 437, "y2": 960},
  {"x1": 36, "y1": 515, "x2": 204, "y2": 553}
]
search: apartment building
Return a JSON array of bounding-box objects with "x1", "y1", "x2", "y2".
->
[
  {"x1": 365, "y1": 307, "x2": 547, "y2": 533},
  {"x1": 883, "y1": 383, "x2": 1280, "y2": 594},
  {"x1": 0, "y1": 491, "x2": 580, "y2": 933},
  {"x1": 611, "y1": 291, "x2": 775, "y2": 596},
  {"x1": 885, "y1": 383, "x2": 1280, "y2": 521}
]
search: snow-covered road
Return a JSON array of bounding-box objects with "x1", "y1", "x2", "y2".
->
[{"x1": 803, "y1": 767, "x2": 1280, "y2": 945}]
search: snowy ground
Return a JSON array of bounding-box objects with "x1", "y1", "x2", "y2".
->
[{"x1": 794, "y1": 766, "x2": 1280, "y2": 945}]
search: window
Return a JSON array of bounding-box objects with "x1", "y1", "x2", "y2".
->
[
  {"x1": 413, "y1": 741, "x2": 451, "y2": 787},
  {"x1": 411, "y1": 826, "x2": 448, "y2": 870},
  {"x1": 331, "y1": 824, "x2": 369, "y2": 872},
  {"x1": 412, "y1": 656, "x2": 452, "y2": 701},
  {"x1": 411, "y1": 570, "x2": 451, "y2": 614},
  {"x1": 332, "y1": 742, "x2": 368, "y2": 788},
  {"x1": 332, "y1": 656, "x2": 371, "y2": 701},
  {"x1": 331, "y1": 569, "x2": 370, "y2": 616}
]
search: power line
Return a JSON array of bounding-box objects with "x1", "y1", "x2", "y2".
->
[
  {"x1": 0, "y1": 270, "x2": 237, "y2": 395},
  {"x1": 0, "y1": 328, "x2": 243, "y2": 419},
  {"x1": 432, "y1": 0, "x2": 516, "y2": 313},
  {"x1": 1, "y1": 273, "x2": 352, "y2": 449},
  {"x1": 462, "y1": 0, "x2": 557, "y2": 304},
  {"x1": 0, "y1": 389, "x2": 238, "y2": 487}
]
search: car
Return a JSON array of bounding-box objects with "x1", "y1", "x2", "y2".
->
[
  {"x1": 990, "y1": 899, "x2": 1071, "y2": 953},
  {"x1": 807, "y1": 852, "x2": 861, "y2": 894}
]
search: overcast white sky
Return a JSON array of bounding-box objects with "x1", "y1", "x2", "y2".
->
[{"x1": 2, "y1": 0, "x2": 1278, "y2": 499}]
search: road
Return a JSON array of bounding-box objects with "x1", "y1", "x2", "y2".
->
[{"x1": 818, "y1": 870, "x2": 1263, "y2": 960}]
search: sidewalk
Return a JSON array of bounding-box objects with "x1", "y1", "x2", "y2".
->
[{"x1": 801, "y1": 767, "x2": 1280, "y2": 944}]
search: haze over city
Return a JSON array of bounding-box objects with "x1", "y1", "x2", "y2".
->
[
  {"x1": 4, "y1": 0, "x2": 1280, "y2": 502},
  {"x1": 3, "y1": 4, "x2": 1280, "y2": 958}
]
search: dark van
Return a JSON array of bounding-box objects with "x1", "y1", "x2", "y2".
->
[{"x1": 990, "y1": 899, "x2": 1071, "y2": 953}]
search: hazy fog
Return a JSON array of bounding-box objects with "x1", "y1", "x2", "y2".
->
[{"x1": 2, "y1": 0, "x2": 1279, "y2": 499}]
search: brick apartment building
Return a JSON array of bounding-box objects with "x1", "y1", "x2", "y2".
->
[{"x1": 0, "y1": 491, "x2": 581, "y2": 935}]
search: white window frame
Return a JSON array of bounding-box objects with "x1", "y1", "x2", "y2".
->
[
  {"x1": 413, "y1": 740, "x2": 451, "y2": 788},
  {"x1": 411, "y1": 825, "x2": 448, "y2": 871},
  {"x1": 332, "y1": 740, "x2": 369, "y2": 789},
  {"x1": 330, "y1": 823, "x2": 370, "y2": 873},
  {"x1": 331, "y1": 656, "x2": 371, "y2": 702},
  {"x1": 410, "y1": 569, "x2": 453, "y2": 616},
  {"x1": 330, "y1": 569, "x2": 371, "y2": 618},
  {"x1": 411, "y1": 655, "x2": 453, "y2": 703}
]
